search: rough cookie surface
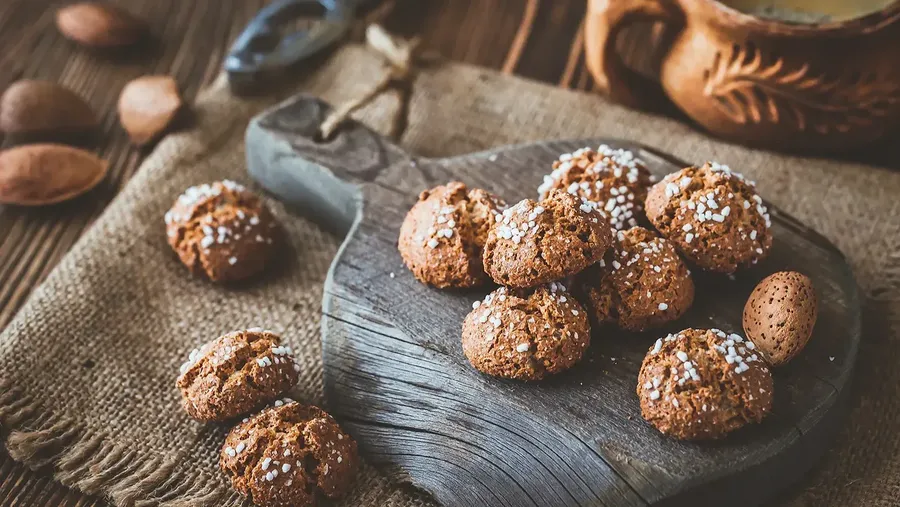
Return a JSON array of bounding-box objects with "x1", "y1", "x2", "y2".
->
[
  {"x1": 177, "y1": 329, "x2": 299, "y2": 422},
  {"x1": 165, "y1": 180, "x2": 279, "y2": 283},
  {"x1": 461, "y1": 283, "x2": 590, "y2": 380},
  {"x1": 220, "y1": 401, "x2": 358, "y2": 507},
  {"x1": 538, "y1": 145, "x2": 655, "y2": 230},
  {"x1": 582, "y1": 227, "x2": 694, "y2": 331},
  {"x1": 644, "y1": 162, "x2": 772, "y2": 273},
  {"x1": 637, "y1": 328, "x2": 773, "y2": 440},
  {"x1": 482, "y1": 190, "x2": 614, "y2": 288},
  {"x1": 398, "y1": 181, "x2": 505, "y2": 288}
]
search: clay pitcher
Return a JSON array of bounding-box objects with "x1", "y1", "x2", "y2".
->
[{"x1": 585, "y1": 0, "x2": 900, "y2": 153}]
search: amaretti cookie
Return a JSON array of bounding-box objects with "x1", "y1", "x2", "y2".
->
[
  {"x1": 177, "y1": 329, "x2": 299, "y2": 422},
  {"x1": 221, "y1": 401, "x2": 358, "y2": 507},
  {"x1": 165, "y1": 180, "x2": 279, "y2": 283},
  {"x1": 637, "y1": 328, "x2": 773, "y2": 440},
  {"x1": 538, "y1": 145, "x2": 655, "y2": 230},
  {"x1": 461, "y1": 283, "x2": 590, "y2": 381},
  {"x1": 644, "y1": 162, "x2": 772, "y2": 273},
  {"x1": 398, "y1": 181, "x2": 506, "y2": 288},
  {"x1": 743, "y1": 271, "x2": 817, "y2": 366},
  {"x1": 582, "y1": 227, "x2": 694, "y2": 331},
  {"x1": 482, "y1": 190, "x2": 614, "y2": 288}
]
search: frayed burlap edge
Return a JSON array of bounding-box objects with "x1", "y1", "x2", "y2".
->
[
  {"x1": 0, "y1": 378, "x2": 242, "y2": 507},
  {"x1": 0, "y1": 74, "x2": 276, "y2": 507}
]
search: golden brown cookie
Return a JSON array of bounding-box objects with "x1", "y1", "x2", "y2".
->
[
  {"x1": 538, "y1": 145, "x2": 656, "y2": 230},
  {"x1": 398, "y1": 181, "x2": 506, "y2": 288},
  {"x1": 644, "y1": 162, "x2": 772, "y2": 273},
  {"x1": 220, "y1": 401, "x2": 358, "y2": 507},
  {"x1": 165, "y1": 180, "x2": 279, "y2": 283},
  {"x1": 482, "y1": 190, "x2": 614, "y2": 288},
  {"x1": 743, "y1": 271, "x2": 817, "y2": 366},
  {"x1": 637, "y1": 328, "x2": 773, "y2": 440},
  {"x1": 461, "y1": 283, "x2": 590, "y2": 380},
  {"x1": 177, "y1": 329, "x2": 298, "y2": 422},
  {"x1": 582, "y1": 227, "x2": 694, "y2": 331}
]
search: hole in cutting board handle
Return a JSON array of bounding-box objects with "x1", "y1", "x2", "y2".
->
[{"x1": 246, "y1": 95, "x2": 412, "y2": 235}]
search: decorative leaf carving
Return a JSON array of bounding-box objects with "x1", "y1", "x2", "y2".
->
[{"x1": 703, "y1": 44, "x2": 900, "y2": 135}]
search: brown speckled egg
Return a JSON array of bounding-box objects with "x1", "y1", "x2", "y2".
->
[{"x1": 742, "y1": 271, "x2": 817, "y2": 366}]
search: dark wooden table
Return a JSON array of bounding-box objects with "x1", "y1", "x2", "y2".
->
[{"x1": 0, "y1": 1, "x2": 891, "y2": 505}]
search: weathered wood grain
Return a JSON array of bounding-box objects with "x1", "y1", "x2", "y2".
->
[{"x1": 247, "y1": 96, "x2": 859, "y2": 506}]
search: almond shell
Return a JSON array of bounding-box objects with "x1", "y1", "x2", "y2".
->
[
  {"x1": 0, "y1": 144, "x2": 108, "y2": 206},
  {"x1": 0, "y1": 80, "x2": 98, "y2": 136},
  {"x1": 742, "y1": 271, "x2": 818, "y2": 367},
  {"x1": 118, "y1": 75, "x2": 183, "y2": 146},
  {"x1": 56, "y1": 2, "x2": 145, "y2": 48}
]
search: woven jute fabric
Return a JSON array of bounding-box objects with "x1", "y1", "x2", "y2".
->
[{"x1": 1, "y1": 44, "x2": 899, "y2": 507}]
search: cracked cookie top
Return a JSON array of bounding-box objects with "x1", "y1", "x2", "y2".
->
[
  {"x1": 461, "y1": 283, "x2": 590, "y2": 380},
  {"x1": 644, "y1": 162, "x2": 772, "y2": 273},
  {"x1": 176, "y1": 329, "x2": 299, "y2": 422},
  {"x1": 581, "y1": 227, "x2": 694, "y2": 332},
  {"x1": 398, "y1": 181, "x2": 506, "y2": 288},
  {"x1": 637, "y1": 328, "x2": 773, "y2": 440},
  {"x1": 482, "y1": 190, "x2": 614, "y2": 288},
  {"x1": 165, "y1": 180, "x2": 279, "y2": 283},
  {"x1": 220, "y1": 400, "x2": 358, "y2": 507},
  {"x1": 537, "y1": 145, "x2": 655, "y2": 231}
]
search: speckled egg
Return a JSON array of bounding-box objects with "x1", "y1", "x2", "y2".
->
[{"x1": 742, "y1": 271, "x2": 817, "y2": 366}]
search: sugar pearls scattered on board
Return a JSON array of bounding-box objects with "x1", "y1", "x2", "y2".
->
[{"x1": 743, "y1": 271, "x2": 818, "y2": 366}]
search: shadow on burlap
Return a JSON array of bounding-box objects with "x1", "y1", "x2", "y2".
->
[{"x1": 0, "y1": 44, "x2": 898, "y2": 506}]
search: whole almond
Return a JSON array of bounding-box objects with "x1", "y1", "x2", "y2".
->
[
  {"x1": 0, "y1": 80, "x2": 98, "y2": 136},
  {"x1": 742, "y1": 271, "x2": 818, "y2": 367},
  {"x1": 0, "y1": 144, "x2": 108, "y2": 206},
  {"x1": 56, "y1": 2, "x2": 145, "y2": 48},
  {"x1": 118, "y1": 76, "x2": 183, "y2": 146}
]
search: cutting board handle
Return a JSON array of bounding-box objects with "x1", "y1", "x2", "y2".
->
[{"x1": 246, "y1": 95, "x2": 411, "y2": 234}]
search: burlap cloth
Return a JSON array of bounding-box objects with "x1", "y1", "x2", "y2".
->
[{"x1": 1, "y1": 44, "x2": 899, "y2": 507}]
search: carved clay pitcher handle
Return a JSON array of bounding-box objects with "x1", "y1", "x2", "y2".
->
[{"x1": 585, "y1": 0, "x2": 682, "y2": 109}]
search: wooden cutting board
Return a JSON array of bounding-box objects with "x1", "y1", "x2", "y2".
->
[{"x1": 246, "y1": 95, "x2": 859, "y2": 507}]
